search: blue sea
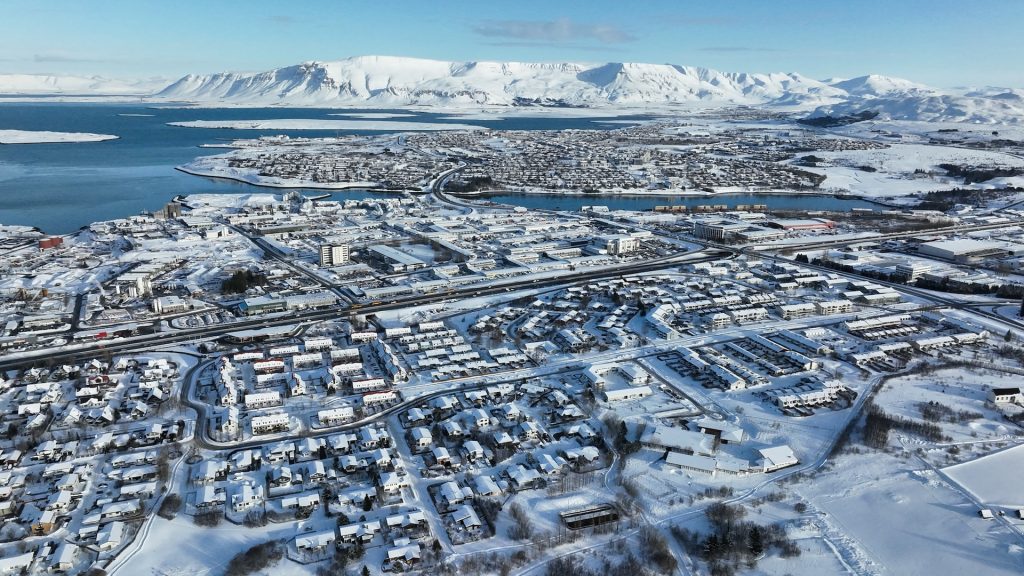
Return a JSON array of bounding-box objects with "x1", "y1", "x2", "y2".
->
[{"x1": 0, "y1": 103, "x2": 875, "y2": 234}]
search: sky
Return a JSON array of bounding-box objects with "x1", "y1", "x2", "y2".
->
[{"x1": 1, "y1": 0, "x2": 1022, "y2": 88}]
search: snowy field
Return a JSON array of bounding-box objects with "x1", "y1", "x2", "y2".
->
[
  {"x1": 799, "y1": 143, "x2": 1024, "y2": 197},
  {"x1": 836, "y1": 120, "x2": 1024, "y2": 142},
  {"x1": 873, "y1": 367, "x2": 1018, "y2": 444},
  {"x1": 0, "y1": 129, "x2": 118, "y2": 144},
  {"x1": 805, "y1": 453, "x2": 1024, "y2": 575},
  {"x1": 755, "y1": 536, "x2": 854, "y2": 575},
  {"x1": 167, "y1": 119, "x2": 488, "y2": 131},
  {"x1": 110, "y1": 515, "x2": 313, "y2": 576},
  {"x1": 945, "y1": 444, "x2": 1024, "y2": 507}
]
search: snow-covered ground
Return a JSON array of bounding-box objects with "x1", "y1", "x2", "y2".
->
[
  {"x1": 797, "y1": 142, "x2": 1024, "y2": 197},
  {"x1": 0, "y1": 129, "x2": 119, "y2": 144},
  {"x1": 945, "y1": 445, "x2": 1024, "y2": 508},
  {"x1": 800, "y1": 452, "x2": 1024, "y2": 575},
  {"x1": 110, "y1": 515, "x2": 313, "y2": 576},
  {"x1": 167, "y1": 119, "x2": 488, "y2": 131}
]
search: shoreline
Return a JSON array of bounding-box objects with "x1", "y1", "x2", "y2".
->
[
  {"x1": 175, "y1": 164, "x2": 894, "y2": 208},
  {"x1": 173, "y1": 164, "x2": 415, "y2": 194}
]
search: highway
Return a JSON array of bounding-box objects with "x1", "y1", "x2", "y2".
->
[{"x1": 0, "y1": 247, "x2": 730, "y2": 372}]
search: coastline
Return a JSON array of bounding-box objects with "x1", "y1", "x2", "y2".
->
[{"x1": 175, "y1": 163, "x2": 896, "y2": 208}]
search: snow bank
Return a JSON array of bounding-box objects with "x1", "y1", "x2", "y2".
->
[{"x1": 327, "y1": 112, "x2": 415, "y2": 119}]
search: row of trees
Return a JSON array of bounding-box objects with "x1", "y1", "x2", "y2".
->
[
  {"x1": 918, "y1": 401, "x2": 982, "y2": 424},
  {"x1": 862, "y1": 402, "x2": 950, "y2": 449}
]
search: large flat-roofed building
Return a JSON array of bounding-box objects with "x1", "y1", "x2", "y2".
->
[
  {"x1": 693, "y1": 219, "x2": 751, "y2": 242},
  {"x1": 918, "y1": 238, "x2": 1006, "y2": 261},
  {"x1": 692, "y1": 218, "x2": 786, "y2": 244},
  {"x1": 152, "y1": 295, "x2": 190, "y2": 314},
  {"x1": 761, "y1": 218, "x2": 835, "y2": 231},
  {"x1": 894, "y1": 262, "x2": 933, "y2": 282},
  {"x1": 593, "y1": 233, "x2": 647, "y2": 255},
  {"x1": 367, "y1": 245, "x2": 427, "y2": 272},
  {"x1": 319, "y1": 244, "x2": 350, "y2": 267},
  {"x1": 239, "y1": 295, "x2": 287, "y2": 315}
]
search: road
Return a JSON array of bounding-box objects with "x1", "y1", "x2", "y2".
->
[
  {"x1": 756, "y1": 218, "x2": 1024, "y2": 252},
  {"x1": 235, "y1": 227, "x2": 352, "y2": 303}
]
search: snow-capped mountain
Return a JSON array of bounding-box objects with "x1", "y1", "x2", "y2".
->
[
  {"x1": 0, "y1": 73, "x2": 168, "y2": 95},
  {"x1": 10, "y1": 56, "x2": 1017, "y2": 123},
  {"x1": 828, "y1": 74, "x2": 936, "y2": 98},
  {"x1": 154, "y1": 55, "x2": 859, "y2": 107}
]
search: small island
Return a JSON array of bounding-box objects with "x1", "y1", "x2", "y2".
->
[{"x1": 0, "y1": 129, "x2": 119, "y2": 144}]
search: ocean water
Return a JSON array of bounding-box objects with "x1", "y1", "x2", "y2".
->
[{"x1": 0, "y1": 103, "x2": 871, "y2": 233}]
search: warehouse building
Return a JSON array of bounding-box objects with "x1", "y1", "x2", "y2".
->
[{"x1": 917, "y1": 238, "x2": 1006, "y2": 262}]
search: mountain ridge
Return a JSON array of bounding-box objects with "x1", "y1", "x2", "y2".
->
[
  {"x1": 4, "y1": 56, "x2": 1022, "y2": 123},
  {"x1": 0, "y1": 73, "x2": 169, "y2": 95}
]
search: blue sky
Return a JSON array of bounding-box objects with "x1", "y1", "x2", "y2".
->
[{"x1": 2, "y1": 0, "x2": 1022, "y2": 87}]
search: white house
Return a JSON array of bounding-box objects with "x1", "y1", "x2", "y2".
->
[
  {"x1": 379, "y1": 472, "x2": 408, "y2": 493},
  {"x1": 232, "y1": 483, "x2": 264, "y2": 512},
  {"x1": 97, "y1": 521, "x2": 125, "y2": 551},
  {"x1": 409, "y1": 427, "x2": 433, "y2": 451},
  {"x1": 603, "y1": 386, "x2": 653, "y2": 403},
  {"x1": 296, "y1": 529, "x2": 336, "y2": 552},
  {"x1": 989, "y1": 386, "x2": 1023, "y2": 404},
  {"x1": 758, "y1": 445, "x2": 799, "y2": 472}
]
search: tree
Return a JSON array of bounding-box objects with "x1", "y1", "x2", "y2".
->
[
  {"x1": 361, "y1": 566, "x2": 370, "y2": 576},
  {"x1": 748, "y1": 525, "x2": 764, "y2": 557},
  {"x1": 362, "y1": 494, "x2": 373, "y2": 512},
  {"x1": 157, "y1": 494, "x2": 182, "y2": 519},
  {"x1": 193, "y1": 511, "x2": 222, "y2": 527},
  {"x1": 225, "y1": 541, "x2": 284, "y2": 576}
]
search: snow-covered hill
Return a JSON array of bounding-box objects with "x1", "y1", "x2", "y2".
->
[
  {"x1": 0, "y1": 73, "x2": 168, "y2": 95},
  {"x1": 809, "y1": 93, "x2": 1024, "y2": 124}
]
